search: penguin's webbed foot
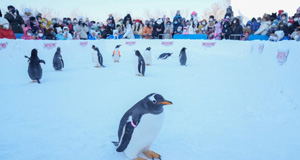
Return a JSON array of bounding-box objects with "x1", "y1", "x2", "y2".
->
[
  {"x1": 133, "y1": 157, "x2": 147, "y2": 160},
  {"x1": 94, "y1": 66, "x2": 100, "y2": 68},
  {"x1": 136, "y1": 74, "x2": 143, "y2": 76},
  {"x1": 143, "y1": 150, "x2": 161, "y2": 160},
  {"x1": 30, "y1": 80, "x2": 37, "y2": 83}
]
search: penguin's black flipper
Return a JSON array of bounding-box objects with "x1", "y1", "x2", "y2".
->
[
  {"x1": 116, "y1": 122, "x2": 135, "y2": 152},
  {"x1": 24, "y1": 55, "x2": 29, "y2": 59},
  {"x1": 40, "y1": 60, "x2": 46, "y2": 64}
]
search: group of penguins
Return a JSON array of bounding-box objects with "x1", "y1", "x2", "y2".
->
[
  {"x1": 23, "y1": 45, "x2": 189, "y2": 160},
  {"x1": 24, "y1": 45, "x2": 187, "y2": 83}
]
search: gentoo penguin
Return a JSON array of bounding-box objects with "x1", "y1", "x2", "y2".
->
[
  {"x1": 113, "y1": 45, "x2": 121, "y2": 62},
  {"x1": 53, "y1": 47, "x2": 64, "y2": 71},
  {"x1": 24, "y1": 49, "x2": 45, "y2": 84},
  {"x1": 113, "y1": 93, "x2": 173, "y2": 160},
  {"x1": 134, "y1": 50, "x2": 145, "y2": 76},
  {"x1": 143, "y1": 47, "x2": 152, "y2": 66},
  {"x1": 179, "y1": 47, "x2": 187, "y2": 66},
  {"x1": 157, "y1": 53, "x2": 172, "y2": 60},
  {"x1": 91, "y1": 45, "x2": 105, "y2": 68}
]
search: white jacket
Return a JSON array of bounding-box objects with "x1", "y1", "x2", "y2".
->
[
  {"x1": 275, "y1": 30, "x2": 284, "y2": 40},
  {"x1": 123, "y1": 24, "x2": 135, "y2": 39},
  {"x1": 254, "y1": 21, "x2": 271, "y2": 35}
]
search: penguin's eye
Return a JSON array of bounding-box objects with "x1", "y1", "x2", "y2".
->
[{"x1": 152, "y1": 100, "x2": 157, "y2": 104}]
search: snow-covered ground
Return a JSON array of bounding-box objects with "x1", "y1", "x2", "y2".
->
[{"x1": 0, "y1": 39, "x2": 299, "y2": 160}]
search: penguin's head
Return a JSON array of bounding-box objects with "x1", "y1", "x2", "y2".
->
[
  {"x1": 116, "y1": 45, "x2": 121, "y2": 48},
  {"x1": 182, "y1": 47, "x2": 187, "y2": 51},
  {"x1": 92, "y1": 45, "x2": 96, "y2": 50},
  {"x1": 146, "y1": 47, "x2": 151, "y2": 51},
  {"x1": 31, "y1": 49, "x2": 38, "y2": 57},
  {"x1": 144, "y1": 93, "x2": 173, "y2": 114},
  {"x1": 135, "y1": 50, "x2": 141, "y2": 57},
  {"x1": 57, "y1": 47, "x2": 61, "y2": 52}
]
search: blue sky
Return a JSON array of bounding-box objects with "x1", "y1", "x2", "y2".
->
[{"x1": 1, "y1": 0, "x2": 221, "y2": 21}]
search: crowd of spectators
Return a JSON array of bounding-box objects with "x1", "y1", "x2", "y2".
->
[{"x1": 0, "y1": 5, "x2": 300, "y2": 41}]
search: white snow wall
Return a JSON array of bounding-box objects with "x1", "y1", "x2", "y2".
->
[{"x1": 0, "y1": 39, "x2": 299, "y2": 105}]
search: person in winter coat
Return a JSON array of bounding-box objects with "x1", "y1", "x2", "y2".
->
[
  {"x1": 152, "y1": 18, "x2": 165, "y2": 39},
  {"x1": 25, "y1": 17, "x2": 39, "y2": 34},
  {"x1": 73, "y1": 31, "x2": 80, "y2": 40},
  {"x1": 164, "y1": 21, "x2": 173, "y2": 36},
  {"x1": 277, "y1": 22, "x2": 289, "y2": 36},
  {"x1": 36, "y1": 28, "x2": 45, "y2": 40},
  {"x1": 62, "y1": 27, "x2": 73, "y2": 40},
  {"x1": 207, "y1": 20, "x2": 215, "y2": 40},
  {"x1": 75, "y1": 18, "x2": 89, "y2": 40},
  {"x1": 222, "y1": 20, "x2": 232, "y2": 39},
  {"x1": 231, "y1": 18, "x2": 243, "y2": 39},
  {"x1": 290, "y1": 27, "x2": 300, "y2": 41},
  {"x1": 173, "y1": 10, "x2": 182, "y2": 23},
  {"x1": 22, "y1": 27, "x2": 34, "y2": 40},
  {"x1": 214, "y1": 23, "x2": 222, "y2": 40},
  {"x1": 267, "y1": 19, "x2": 279, "y2": 36},
  {"x1": 122, "y1": 20, "x2": 135, "y2": 39},
  {"x1": 124, "y1": 14, "x2": 133, "y2": 26},
  {"x1": 4, "y1": 5, "x2": 24, "y2": 33},
  {"x1": 22, "y1": 8, "x2": 33, "y2": 23},
  {"x1": 254, "y1": 17, "x2": 271, "y2": 35},
  {"x1": 251, "y1": 18, "x2": 260, "y2": 34},
  {"x1": 0, "y1": 17, "x2": 16, "y2": 39},
  {"x1": 142, "y1": 20, "x2": 152, "y2": 39},
  {"x1": 88, "y1": 30, "x2": 97, "y2": 40},
  {"x1": 56, "y1": 27, "x2": 67, "y2": 40},
  {"x1": 174, "y1": 25, "x2": 183, "y2": 35},
  {"x1": 45, "y1": 28, "x2": 56, "y2": 40},
  {"x1": 224, "y1": 6, "x2": 234, "y2": 19},
  {"x1": 132, "y1": 19, "x2": 143, "y2": 37},
  {"x1": 199, "y1": 20, "x2": 207, "y2": 34},
  {"x1": 292, "y1": 14, "x2": 300, "y2": 31}
]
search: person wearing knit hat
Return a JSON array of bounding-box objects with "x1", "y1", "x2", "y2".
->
[{"x1": 0, "y1": 17, "x2": 16, "y2": 39}]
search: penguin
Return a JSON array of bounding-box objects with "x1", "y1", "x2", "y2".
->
[
  {"x1": 134, "y1": 50, "x2": 146, "y2": 76},
  {"x1": 92, "y1": 45, "x2": 105, "y2": 68},
  {"x1": 157, "y1": 53, "x2": 172, "y2": 60},
  {"x1": 113, "y1": 45, "x2": 121, "y2": 62},
  {"x1": 24, "y1": 49, "x2": 45, "y2": 84},
  {"x1": 179, "y1": 47, "x2": 187, "y2": 66},
  {"x1": 113, "y1": 93, "x2": 173, "y2": 160},
  {"x1": 143, "y1": 47, "x2": 152, "y2": 66},
  {"x1": 53, "y1": 47, "x2": 64, "y2": 71}
]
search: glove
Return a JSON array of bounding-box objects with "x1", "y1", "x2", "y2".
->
[{"x1": 16, "y1": 9, "x2": 19, "y2": 16}]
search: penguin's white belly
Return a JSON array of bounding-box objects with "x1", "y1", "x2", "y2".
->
[
  {"x1": 114, "y1": 54, "x2": 120, "y2": 61},
  {"x1": 144, "y1": 51, "x2": 152, "y2": 65},
  {"x1": 133, "y1": 56, "x2": 139, "y2": 74},
  {"x1": 92, "y1": 51, "x2": 99, "y2": 66},
  {"x1": 124, "y1": 112, "x2": 164, "y2": 159}
]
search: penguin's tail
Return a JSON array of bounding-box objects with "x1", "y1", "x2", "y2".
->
[
  {"x1": 112, "y1": 141, "x2": 119, "y2": 147},
  {"x1": 37, "y1": 79, "x2": 41, "y2": 84}
]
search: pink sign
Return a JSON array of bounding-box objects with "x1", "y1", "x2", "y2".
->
[
  {"x1": 126, "y1": 41, "x2": 136, "y2": 46},
  {"x1": 277, "y1": 50, "x2": 289, "y2": 65},
  {"x1": 0, "y1": 42, "x2": 8, "y2": 50},
  {"x1": 44, "y1": 43, "x2": 56, "y2": 50},
  {"x1": 161, "y1": 41, "x2": 174, "y2": 46},
  {"x1": 202, "y1": 42, "x2": 216, "y2": 48},
  {"x1": 80, "y1": 41, "x2": 88, "y2": 47}
]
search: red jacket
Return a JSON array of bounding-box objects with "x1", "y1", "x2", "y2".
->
[{"x1": 0, "y1": 28, "x2": 16, "y2": 39}]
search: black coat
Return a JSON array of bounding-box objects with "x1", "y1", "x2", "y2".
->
[
  {"x1": 222, "y1": 21, "x2": 232, "y2": 39},
  {"x1": 4, "y1": 12, "x2": 24, "y2": 33},
  {"x1": 152, "y1": 22, "x2": 165, "y2": 39},
  {"x1": 124, "y1": 14, "x2": 132, "y2": 25}
]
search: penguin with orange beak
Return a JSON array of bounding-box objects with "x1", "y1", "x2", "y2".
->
[{"x1": 113, "y1": 93, "x2": 173, "y2": 160}]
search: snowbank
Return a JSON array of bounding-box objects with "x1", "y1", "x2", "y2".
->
[{"x1": 0, "y1": 39, "x2": 299, "y2": 160}]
